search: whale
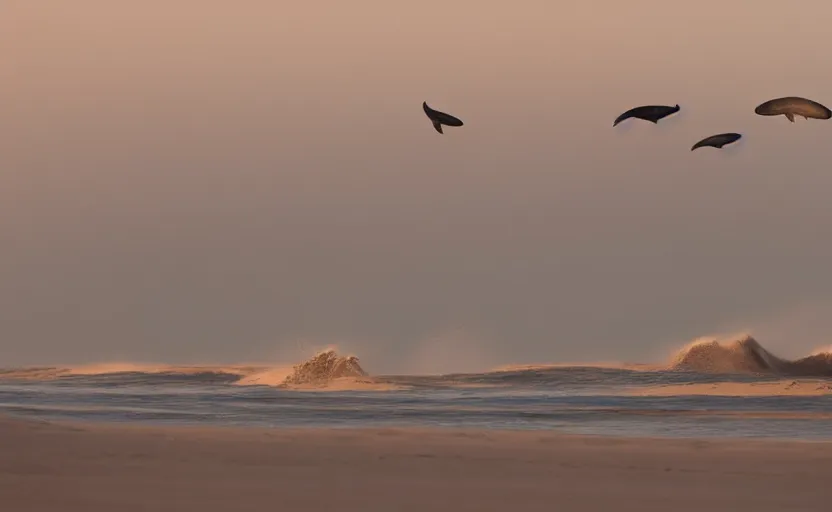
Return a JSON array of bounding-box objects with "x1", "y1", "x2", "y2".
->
[
  {"x1": 613, "y1": 104, "x2": 680, "y2": 127},
  {"x1": 691, "y1": 133, "x2": 742, "y2": 151},
  {"x1": 754, "y1": 97, "x2": 832, "y2": 122},
  {"x1": 423, "y1": 102, "x2": 464, "y2": 134}
]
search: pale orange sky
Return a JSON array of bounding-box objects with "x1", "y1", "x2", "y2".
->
[{"x1": 2, "y1": 1, "x2": 832, "y2": 371}]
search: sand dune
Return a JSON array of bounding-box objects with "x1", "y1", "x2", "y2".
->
[{"x1": 1, "y1": 415, "x2": 830, "y2": 512}]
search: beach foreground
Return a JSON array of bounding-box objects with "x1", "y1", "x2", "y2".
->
[{"x1": 2, "y1": 416, "x2": 830, "y2": 512}]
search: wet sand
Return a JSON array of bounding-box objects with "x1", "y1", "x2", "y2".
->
[
  {"x1": 2, "y1": 416, "x2": 830, "y2": 512},
  {"x1": 630, "y1": 379, "x2": 832, "y2": 396}
]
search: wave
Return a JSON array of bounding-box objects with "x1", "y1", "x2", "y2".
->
[
  {"x1": 281, "y1": 349, "x2": 366, "y2": 384},
  {"x1": 1, "y1": 335, "x2": 830, "y2": 391},
  {"x1": 0, "y1": 364, "x2": 256, "y2": 386},
  {"x1": 670, "y1": 334, "x2": 832, "y2": 376},
  {"x1": 236, "y1": 349, "x2": 398, "y2": 390},
  {"x1": 0, "y1": 349, "x2": 398, "y2": 391}
]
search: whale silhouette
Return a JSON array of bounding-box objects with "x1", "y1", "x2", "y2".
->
[
  {"x1": 691, "y1": 133, "x2": 742, "y2": 151},
  {"x1": 613, "y1": 104, "x2": 680, "y2": 127},
  {"x1": 754, "y1": 97, "x2": 832, "y2": 122},
  {"x1": 423, "y1": 102, "x2": 464, "y2": 134}
]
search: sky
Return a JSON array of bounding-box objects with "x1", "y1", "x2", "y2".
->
[{"x1": 3, "y1": 1, "x2": 832, "y2": 373}]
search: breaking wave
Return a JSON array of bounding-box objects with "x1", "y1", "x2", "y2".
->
[
  {"x1": 0, "y1": 349, "x2": 394, "y2": 391},
  {"x1": 1, "y1": 335, "x2": 831, "y2": 391},
  {"x1": 281, "y1": 349, "x2": 367, "y2": 385},
  {"x1": 671, "y1": 334, "x2": 832, "y2": 376},
  {"x1": 235, "y1": 349, "x2": 391, "y2": 390}
]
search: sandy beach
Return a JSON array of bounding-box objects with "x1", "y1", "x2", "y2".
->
[{"x1": 2, "y1": 416, "x2": 830, "y2": 512}]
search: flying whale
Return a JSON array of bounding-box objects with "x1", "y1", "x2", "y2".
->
[
  {"x1": 613, "y1": 104, "x2": 680, "y2": 127},
  {"x1": 691, "y1": 133, "x2": 742, "y2": 151},
  {"x1": 423, "y1": 102, "x2": 464, "y2": 134},
  {"x1": 754, "y1": 97, "x2": 832, "y2": 122}
]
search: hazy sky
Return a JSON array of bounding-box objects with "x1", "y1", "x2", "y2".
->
[{"x1": 4, "y1": 1, "x2": 832, "y2": 372}]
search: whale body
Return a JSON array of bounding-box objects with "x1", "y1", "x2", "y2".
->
[
  {"x1": 754, "y1": 97, "x2": 832, "y2": 122},
  {"x1": 613, "y1": 104, "x2": 680, "y2": 127},
  {"x1": 691, "y1": 133, "x2": 742, "y2": 151},
  {"x1": 423, "y1": 102, "x2": 464, "y2": 134}
]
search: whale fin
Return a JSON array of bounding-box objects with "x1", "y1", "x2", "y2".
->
[
  {"x1": 785, "y1": 112, "x2": 795, "y2": 122},
  {"x1": 432, "y1": 120, "x2": 443, "y2": 134}
]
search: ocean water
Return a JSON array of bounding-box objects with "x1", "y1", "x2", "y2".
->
[{"x1": 1, "y1": 356, "x2": 831, "y2": 440}]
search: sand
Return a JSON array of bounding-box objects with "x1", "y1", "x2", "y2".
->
[
  {"x1": 630, "y1": 379, "x2": 832, "y2": 396},
  {"x1": 1, "y1": 416, "x2": 830, "y2": 512}
]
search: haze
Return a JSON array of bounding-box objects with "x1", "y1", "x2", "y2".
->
[{"x1": 3, "y1": 1, "x2": 832, "y2": 373}]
